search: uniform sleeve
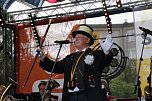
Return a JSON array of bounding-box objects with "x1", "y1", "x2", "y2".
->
[
  {"x1": 94, "y1": 50, "x2": 113, "y2": 72},
  {"x1": 104, "y1": 50, "x2": 113, "y2": 67},
  {"x1": 39, "y1": 56, "x2": 65, "y2": 74}
]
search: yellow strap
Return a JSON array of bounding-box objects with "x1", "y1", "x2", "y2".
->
[{"x1": 70, "y1": 51, "x2": 85, "y2": 81}]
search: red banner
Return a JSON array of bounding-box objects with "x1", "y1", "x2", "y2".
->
[{"x1": 15, "y1": 23, "x2": 80, "y2": 98}]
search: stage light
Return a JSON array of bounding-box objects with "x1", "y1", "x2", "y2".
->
[
  {"x1": 116, "y1": 0, "x2": 122, "y2": 8},
  {"x1": 104, "y1": 12, "x2": 108, "y2": 16},
  {"x1": 28, "y1": 13, "x2": 41, "y2": 46},
  {"x1": 101, "y1": 0, "x2": 112, "y2": 34}
]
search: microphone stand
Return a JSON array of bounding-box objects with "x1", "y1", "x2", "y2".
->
[
  {"x1": 147, "y1": 56, "x2": 152, "y2": 100},
  {"x1": 41, "y1": 43, "x2": 63, "y2": 101},
  {"x1": 134, "y1": 32, "x2": 147, "y2": 101}
]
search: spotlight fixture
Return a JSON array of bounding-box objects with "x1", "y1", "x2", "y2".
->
[{"x1": 116, "y1": 0, "x2": 122, "y2": 8}]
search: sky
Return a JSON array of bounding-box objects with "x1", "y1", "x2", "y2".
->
[
  {"x1": 7, "y1": 1, "x2": 70, "y2": 12},
  {"x1": 7, "y1": 1, "x2": 135, "y2": 24}
]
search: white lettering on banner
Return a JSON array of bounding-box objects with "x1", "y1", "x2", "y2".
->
[
  {"x1": 21, "y1": 42, "x2": 33, "y2": 49},
  {"x1": 20, "y1": 41, "x2": 70, "y2": 61}
]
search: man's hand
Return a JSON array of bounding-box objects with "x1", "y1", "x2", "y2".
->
[
  {"x1": 100, "y1": 35, "x2": 113, "y2": 54},
  {"x1": 34, "y1": 48, "x2": 45, "y2": 60}
]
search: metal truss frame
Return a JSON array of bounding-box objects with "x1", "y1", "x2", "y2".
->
[
  {"x1": 7, "y1": 0, "x2": 152, "y2": 24},
  {"x1": 0, "y1": 26, "x2": 15, "y2": 85},
  {"x1": 0, "y1": 7, "x2": 15, "y2": 85}
]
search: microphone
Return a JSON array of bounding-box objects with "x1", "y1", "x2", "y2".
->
[
  {"x1": 139, "y1": 27, "x2": 152, "y2": 36},
  {"x1": 54, "y1": 40, "x2": 71, "y2": 44}
]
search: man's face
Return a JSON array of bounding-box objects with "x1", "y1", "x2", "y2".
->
[
  {"x1": 39, "y1": 84, "x2": 46, "y2": 94},
  {"x1": 73, "y1": 34, "x2": 90, "y2": 50}
]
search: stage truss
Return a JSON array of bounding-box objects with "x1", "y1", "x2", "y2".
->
[{"x1": 7, "y1": 0, "x2": 152, "y2": 24}]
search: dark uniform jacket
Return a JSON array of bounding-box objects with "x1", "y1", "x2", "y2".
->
[{"x1": 40, "y1": 48, "x2": 112, "y2": 101}]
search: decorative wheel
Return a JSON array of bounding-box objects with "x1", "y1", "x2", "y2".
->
[{"x1": 93, "y1": 42, "x2": 128, "y2": 80}]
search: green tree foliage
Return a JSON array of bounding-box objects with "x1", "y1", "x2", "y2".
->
[{"x1": 109, "y1": 59, "x2": 138, "y2": 98}]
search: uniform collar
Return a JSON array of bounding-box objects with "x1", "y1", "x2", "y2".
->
[{"x1": 76, "y1": 47, "x2": 88, "y2": 52}]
